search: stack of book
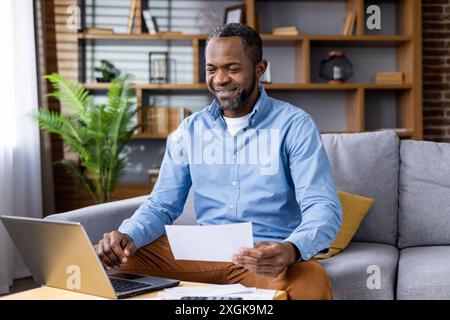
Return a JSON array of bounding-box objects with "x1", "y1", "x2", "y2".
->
[
  {"x1": 341, "y1": 11, "x2": 356, "y2": 36},
  {"x1": 272, "y1": 26, "x2": 299, "y2": 36},
  {"x1": 375, "y1": 72, "x2": 404, "y2": 84},
  {"x1": 83, "y1": 28, "x2": 114, "y2": 35},
  {"x1": 146, "y1": 107, "x2": 190, "y2": 135}
]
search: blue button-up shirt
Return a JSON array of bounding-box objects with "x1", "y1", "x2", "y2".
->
[{"x1": 119, "y1": 86, "x2": 342, "y2": 261}]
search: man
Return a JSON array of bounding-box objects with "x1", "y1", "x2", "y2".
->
[{"x1": 97, "y1": 23, "x2": 342, "y2": 300}]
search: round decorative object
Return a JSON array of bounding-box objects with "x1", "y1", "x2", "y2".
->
[
  {"x1": 195, "y1": 9, "x2": 220, "y2": 34},
  {"x1": 319, "y1": 51, "x2": 353, "y2": 84}
]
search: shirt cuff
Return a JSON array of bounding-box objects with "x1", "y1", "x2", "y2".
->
[
  {"x1": 286, "y1": 241, "x2": 302, "y2": 261},
  {"x1": 118, "y1": 223, "x2": 146, "y2": 249},
  {"x1": 284, "y1": 232, "x2": 320, "y2": 261}
]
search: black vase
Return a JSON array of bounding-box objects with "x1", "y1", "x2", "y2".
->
[{"x1": 319, "y1": 51, "x2": 354, "y2": 84}]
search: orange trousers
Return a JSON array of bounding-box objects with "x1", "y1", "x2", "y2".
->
[{"x1": 119, "y1": 235, "x2": 333, "y2": 300}]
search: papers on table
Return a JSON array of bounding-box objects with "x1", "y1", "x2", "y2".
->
[
  {"x1": 165, "y1": 222, "x2": 253, "y2": 262},
  {"x1": 155, "y1": 284, "x2": 277, "y2": 300}
]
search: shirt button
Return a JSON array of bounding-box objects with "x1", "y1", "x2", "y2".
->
[
  {"x1": 232, "y1": 181, "x2": 237, "y2": 186},
  {"x1": 229, "y1": 204, "x2": 234, "y2": 209},
  {"x1": 233, "y1": 154, "x2": 237, "y2": 160}
]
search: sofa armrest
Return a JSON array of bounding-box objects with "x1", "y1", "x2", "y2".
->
[
  {"x1": 44, "y1": 189, "x2": 197, "y2": 244},
  {"x1": 44, "y1": 195, "x2": 147, "y2": 244}
]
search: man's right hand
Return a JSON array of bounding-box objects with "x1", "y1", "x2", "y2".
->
[{"x1": 96, "y1": 231, "x2": 137, "y2": 269}]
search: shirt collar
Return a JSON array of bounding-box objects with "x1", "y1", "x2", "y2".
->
[{"x1": 208, "y1": 84, "x2": 268, "y2": 127}]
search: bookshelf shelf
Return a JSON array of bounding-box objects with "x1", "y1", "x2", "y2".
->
[
  {"x1": 264, "y1": 83, "x2": 413, "y2": 90},
  {"x1": 83, "y1": 82, "x2": 412, "y2": 91},
  {"x1": 78, "y1": 32, "x2": 208, "y2": 41},
  {"x1": 131, "y1": 129, "x2": 415, "y2": 140},
  {"x1": 83, "y1": 83, "x2": 209, "y2": 90},
  {"x1": 262, "y1": 34, "x2": 413, "y2": 43},
  {"x1": 132, "y1": 132, "x2": 171, "y2": 139},
  {"x1": 78, "y1": 32, "x2": 412, "y2": 44}
]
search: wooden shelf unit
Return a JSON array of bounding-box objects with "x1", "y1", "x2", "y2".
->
[{"x1": 77, "y1": 0, "x2": 422, "y2": 140}]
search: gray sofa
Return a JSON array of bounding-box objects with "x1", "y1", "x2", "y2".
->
[{"x1": 46, "y1": 131, "x2": 450, "y2": 300}]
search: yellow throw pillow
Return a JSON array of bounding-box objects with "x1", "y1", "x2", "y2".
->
[{"x1": 315, "y1": 190, "x2": 374, "y2": 259}]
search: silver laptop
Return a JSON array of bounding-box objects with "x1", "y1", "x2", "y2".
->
[{"x1": 0, "y1": 215, "x2": 180, "y2": 299}]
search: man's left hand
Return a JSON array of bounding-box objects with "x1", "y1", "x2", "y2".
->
[{"x1": 232, "y1": 241, "x2": 298, "y2": 278}]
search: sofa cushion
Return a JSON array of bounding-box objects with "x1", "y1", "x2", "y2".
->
[
  {"x1": 398, "y1": 140, "x2": 450, "y2": 248},
  {"x1": 315, "y1": 190, "x2": 374, "y2": 259},
  {"x1": 321, "y1": 131, "x2": 399, "y2": 245},
  {"x1": 397, "y1": 246, "x2": 450, "y2": 299},
  {"x1": 319, "y1": 241, "x2": 399, "y2": 300}
]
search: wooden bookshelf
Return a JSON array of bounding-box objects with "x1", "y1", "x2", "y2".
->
[
  {"x1": 77, "y1": 0, "x2": 422, "y2": 139},
  {"x1": 44, "y1": 0, "x2": 422, "y2": 212}
]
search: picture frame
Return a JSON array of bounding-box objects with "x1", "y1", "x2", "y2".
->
[
  {"x1": 148, "y1": 52, "x2": 170, "y2": 83},
  {"x1": 224, "y1": 4, "x2": 246, "y2": 24}
]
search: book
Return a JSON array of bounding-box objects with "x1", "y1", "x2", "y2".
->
[
  {"x1": 374, "y1": 128, "x2": 408, "y2": 132},
  {"x1": 146, "y1": 107, "x2": 190, "y2": 135},
  {"x1": 142, "y1": 9, "x2": 157, "y2": 34},
  {"x1": 152, "y1": 16, "x2": 159, "y2": 33},
  {"x1": 347, "y1": 11, "x2": 356, "y2": 35},
  {"x1": 375, "y1": 80, "x2": 404, "y2": 84},
  {"x1": 135, "y1": 0, "x2": 142, "y2": 33},
  {"x1": 341, "y1": 13, "x2": 350, "y2": 35},
  {"x1": 272, "y1": 26, "x2": 299, "y2": 35},
  {"x1": 342, "y1": 11, "x2": 356, "y2": 36},
  {"x1": 156, "y1": 108, "x2": 168, "y2": 134},
  {"x1": 272, "y1": 26, "x2": 297, "y2": 32},
  {"x1": 127, "y1": 0, "x2": 137, "y2": 34},
  {"x1": 157, "y1": 32, "x2": 184, "y2": 36},
  {"x1": 84, "y1": 28, "x2": 114, "y2": 35},
  {"x1": 375, "y1": 72, "x2": 404, "y2": 84},
  {"x1": 147, "y1": 168, "x2": 160, "y2": 175},
  {"x1": 167, "y1": 108, "x2": 188, "y2": 133},
  {"x1": 273, "y1": 30, "x2": 299, "y2": 35}
]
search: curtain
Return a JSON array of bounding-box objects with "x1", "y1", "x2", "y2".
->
[{"x1": 0, "y1": 0, "x2": 43, "y2": 294}]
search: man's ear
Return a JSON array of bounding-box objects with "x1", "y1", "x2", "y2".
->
[{"x1": 256, "y1": 59, "x2": 268, "y2": 79}]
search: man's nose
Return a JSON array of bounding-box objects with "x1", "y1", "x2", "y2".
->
[{"x1": 213, "y1": 69, "x2": 230, "y2": 86}]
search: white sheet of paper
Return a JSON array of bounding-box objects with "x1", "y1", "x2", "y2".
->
[
  {"x1": 165, "y1": 222, "x2": 253, "y2": 262},
  {"x1": 155, "y1": 284, "x2": 276, "y2": 300}
]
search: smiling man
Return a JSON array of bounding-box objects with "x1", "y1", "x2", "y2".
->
[{"x1": 96, "y1": 23, "x2": 342, "y2": 300}]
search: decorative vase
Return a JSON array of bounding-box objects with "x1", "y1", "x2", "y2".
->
[{"x1": 319, "y1": 51, "x2": 353, "y2": 84}]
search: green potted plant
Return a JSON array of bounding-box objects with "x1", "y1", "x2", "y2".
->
[
  {"x1": 95, "y1": 59, "x2": 121, "y2": 83},
  {"x1": 34, "y1": 73, "x2": 139, "y2": 203}
]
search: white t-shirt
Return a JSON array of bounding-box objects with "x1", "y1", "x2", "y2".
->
[{"x1": 223, "y1": 112, "x2": 252, "y2": 136}]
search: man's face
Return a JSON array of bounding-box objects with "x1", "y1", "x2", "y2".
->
[{"x1": 205, "y1": 37, "x2": 257, "y2": 111}]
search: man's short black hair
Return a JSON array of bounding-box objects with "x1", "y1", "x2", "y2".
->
[{"x1": 206, "y1": 23, "x2": 262, "y2": 66}]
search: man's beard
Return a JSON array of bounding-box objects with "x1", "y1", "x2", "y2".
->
[{"x1": 215, "y1": 77, "x2": 257, "y2": 111}]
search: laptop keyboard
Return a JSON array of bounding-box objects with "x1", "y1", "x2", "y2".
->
[{"x1": 110, "y1": 278, "x2": 149, "y2": 292}]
